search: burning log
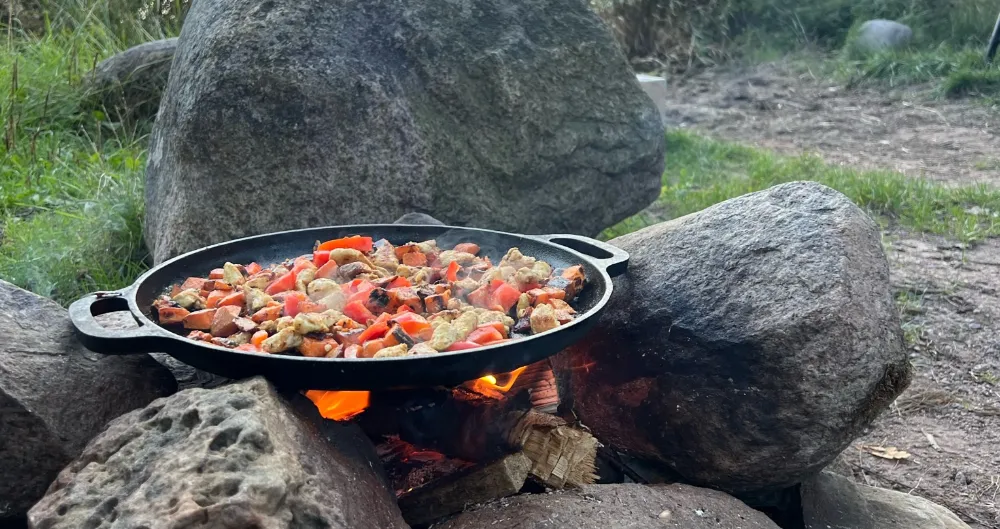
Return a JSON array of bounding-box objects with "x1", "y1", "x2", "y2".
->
[
  {"x1": 359, "y1": 387, "x2": 598, "y2": 489},
  {"x1": 398, "y1": 452, "x2": 532, "y2": 526}
]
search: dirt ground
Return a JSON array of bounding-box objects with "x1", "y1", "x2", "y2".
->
[{"x1": 660, "y1": 63, "x2": 1000, "y2": 528}]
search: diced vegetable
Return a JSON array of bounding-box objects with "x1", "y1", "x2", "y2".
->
[
  {"x1": 209, "y1": 268, "x2": 225, "y2": 280},
  {"x1": 343, "y1": 344, "x2": 362, "y2": 358},
  {"x1": 344, "y1": 301, "x2": 376, "y2": 324},
  {"x1": 401, "y1": 252, "x2": 427, "y2": 267},
  {"x1": 251, "y1": 330, "x2": 269, "y2": 348},
  {"x1": 251, "y1": 305, "x2": 282, "y2": 323},
  {"x1": 315, "y1": 260, "x2": 339, "y2": 280},
  {"x1": 180, "y1": 277, "x2": 209, "y2": 292},
  {"x1": 444, "y1": 341, "x2": 480, "y2": 352},
  {"x1": 358, "y1": 321, "x2": 390, "y2": 343},
  {"x1": 156, "y1": 306, "x2": 190, "y2": 325},
  {"x1": 292, "y1": 256, "x2": 315, "y2": 273},
  {"x1": 446, "y1": 260, "x2": 461, "y2": 282},
  {"x1": 313, "y1": 250, "x2": 331, "y2": 267},
  {"x1": 299, "y1": 336, "x2": 340, "y2": 358},
  {"x1": 183, "y1": 309, "x2": 217, "y2": 330},
  {"x1": 466, "y1": 285, "x2": 492, "y2": 308},
  {"x1": 205, "y1": 290, "x2": 227, "y2": 309},
  {"x1": 317, "y1": 235, "x2": 374, "y2": 253},
  {"x1": 490, "y1": 282, "x2": 521, "y2": 312},
  {"x1": 467, "y1": 325, "x2": 504, "y2": 345},
  {"x1": 360, "y1": 338, "x2": 386, "y2": 358},
  {"x1": 265, "y1": 271, "x2": 297, "y2": 295},
  {"x1": 211, "y1": 306, "x2": 242, "y2": 337},
  {"x1": 387, "y1": 276, "x2": 412, "y2": 289},
  {"x1": 454, "y1": 243, "x2": 480, "y2": 255},
  {"x1": 217, "y1": 291, "x2": 245, "y2": 308},
  {"x1": 246, "y1": 262, "x2": 262, "y2": 275}
]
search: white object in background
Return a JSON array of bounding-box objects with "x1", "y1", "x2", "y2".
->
[{"x1": 636, "y1": 73, "x2": 667, "y2": 125}]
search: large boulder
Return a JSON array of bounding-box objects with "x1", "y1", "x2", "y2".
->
[
  {"x1": 802, "y1": 472, "x2": 970, "y2": 529},
  {"x1": 551, "y1": 182, "x2": 912, "y2": 494},
  {"x1": 437, "y1": 483, "x2": 781, "y2": 529},
  {"x1": 86, "y1": 38, "x2": 178, "y2": 124},
  {"x1": 144, "y1": 0, "x2": 665, "y2": 263},
  {"x1": 28, "y1": 378, "x2": 407, "y2": 529},
  {"x1": 851, "y1": 20, "x2": 913, "y2": 54},
  {"x1": 0, "y1": 280, "x2": 176, "y2": 522}
]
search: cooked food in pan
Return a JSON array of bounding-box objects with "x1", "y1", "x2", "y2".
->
[{"x1": 152, "y1": 235, "x2": 586, "y2": 358}]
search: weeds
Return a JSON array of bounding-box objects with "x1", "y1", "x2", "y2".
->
[
  {"x1": 1, "y1": 6, "x2": 172, "y2": 304},
  {"x1": 602, "y1": 131, "x2": 1000, "y2": 242}
]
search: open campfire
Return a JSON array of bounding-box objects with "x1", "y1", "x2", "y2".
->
[{"x1": 305, "y1": 360, "x2": 594, "y2": 526}]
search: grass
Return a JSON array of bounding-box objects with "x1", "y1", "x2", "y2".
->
[
  {"x1": 602, "y1": 131, "x2": 1000, "y2": 242},
  {"x1": 1, "y1": 21, "x2": 167, "y2": 305}
]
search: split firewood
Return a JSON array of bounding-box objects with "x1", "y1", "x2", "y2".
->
[
  {"x1": 398, "y1": 452, "x2": 531, "y2": 526},
  {"x1": 361, "y1": 388, "x2": 598, "y2": 489}
]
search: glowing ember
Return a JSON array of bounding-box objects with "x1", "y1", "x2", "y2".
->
[{"x1": 305, "y1": 390, "x2": 370, "y2": 421}]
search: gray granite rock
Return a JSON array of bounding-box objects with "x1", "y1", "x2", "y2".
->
[
  {"x1": 0, "y1": 280, "x2": 176, "y2": 522},
  {"x1": 144, "y1": 0, "x2": 664, "y2": 263},
  {"x1": 552, "y1": 182, "x2": 911, "y2": 494},
  {"x1": 802, "y1": 472, "x2": 970, "y2": 529},
  {"x1": 436, "y1": 483, "x2": 780, "y2": 529},
  {"x1": 28, "y1": 378, "x2": 407, "y2": 529}
]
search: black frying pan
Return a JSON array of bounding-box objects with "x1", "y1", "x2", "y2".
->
[{"x1": 69, "y1": 224, "x2": 628, "y2": 391}]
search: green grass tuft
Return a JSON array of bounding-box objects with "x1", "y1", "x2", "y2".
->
[
  {"x1": 2, "y1": 20, "x2": 161, "y2": 305},
  {"x1": 943, "y1": 68, "x2": 1000, "y2": 97},
  {"x1": 602, "y1": 131, "x2": 1000, "y2": 242}
]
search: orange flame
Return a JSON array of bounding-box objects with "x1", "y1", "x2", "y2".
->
[
  {"x1": 305, "y1": 366, "x2": 530, "y2": 421},
  {"x1": 305, "y1": 390, "x2": 370, "y2": 421},
  {"x1": 468, "y1": 365, "x2": 528, "y2": 395}
]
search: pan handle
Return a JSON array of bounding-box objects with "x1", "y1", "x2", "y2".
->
[
  {"x1": 533, "y1": 234, "x2": 630, "y2": 277},
  {"x1": 68, "y1": 289, "x2": 165, "y2": 355}
]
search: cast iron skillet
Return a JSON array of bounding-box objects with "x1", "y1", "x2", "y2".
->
[{"x1": 68, "y1": 224, "x2": 628, "y2": 391}]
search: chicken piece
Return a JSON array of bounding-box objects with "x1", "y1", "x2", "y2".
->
[
  {"x1": 373, "y1": 343, "x2": 409, "y2": 358},
  {"x1": 222, "y1": 262, "x2": 245, "y2": 287},
  {"x1": 337, "y1": 262, "x2": 374, "y2": 281},
  {"x1": 214, "y1": 331, "x2": 253, "y2": 348},
  {"x1": 529, "y1": 303, "x2": 559, "y2": 334},
  {"x1": 291, "y1": 310, "x2": 344, "y2": 335},
  {"x1": 171, "y1": 289, "x2": 206, "y2": 310},
  {"x1": 412, "y1": 240, "x2": 438, "y2": 254},
  {"x1": 272, "y1": 265, "x2": 291, "y2": 277},
  {"x1": 318, "y1": 289, "x2": 348, "y2": 312},
  {"x1": 261, "y1": 328, "x2": 304, "y2": 353},
  {"x1": 328, "y1": 248, "x2": 375, "y2": 268},
  {"x1": 395, "y1": 264, "x2": 415, "y2": 278},
  {"x1": 210, "y1": 305, "x2": 242, "y2": 337},
  {"x1": 428, "y1": 322, "x2": 461, "y2": 351},
  {"x1": 516, "y1": 293, "x2": 531, "y2": 319},
  {"x1": 243, "y1": 286, "x2": 273, "y2": 313},
  {"x1": 295, "y1": 268, "x2": 316, "y2": 292},
  {"x1": 307, "y1": 278, "x2": 340, "y2": 300},
  {"x1": 410, "y1": 266, "x2": 434, "y2": 285},
  {"x1": 515, "y1": 261, "x2": 552, "y2": 290},
  {"x1": 476, "y1": 309, "x2": 515, "y2": 329},
  {"x1": 234, "y1": 317, "x2": 258, "y2": 333},
  {"x1": 438, "y1": 250, "x2": 478, "y2": 266},
  {"x1": 371, "y1": 239, "x2": 399, "y2": 272},
  {"x1": 446, "y1": 298, "x2": 464, "y2": 310},
  {"x1": 451, "y1": 278, "x2": 480, "y2": 297},
  {"x1": 499, "y1": 247, "x2": 536, "y2": 271},
  {"x1": 409, "y1": 342, "x2": 438, "y2": 356},
  {"x1": 453, "y1": 311, "x2": 479, "y2": 339},
  {"x1": 273, "y1": 316, "x2": 295, "y2": 332},
  {"x1": 244, "y1": 271, "x2": 275, "y2": 290}
]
